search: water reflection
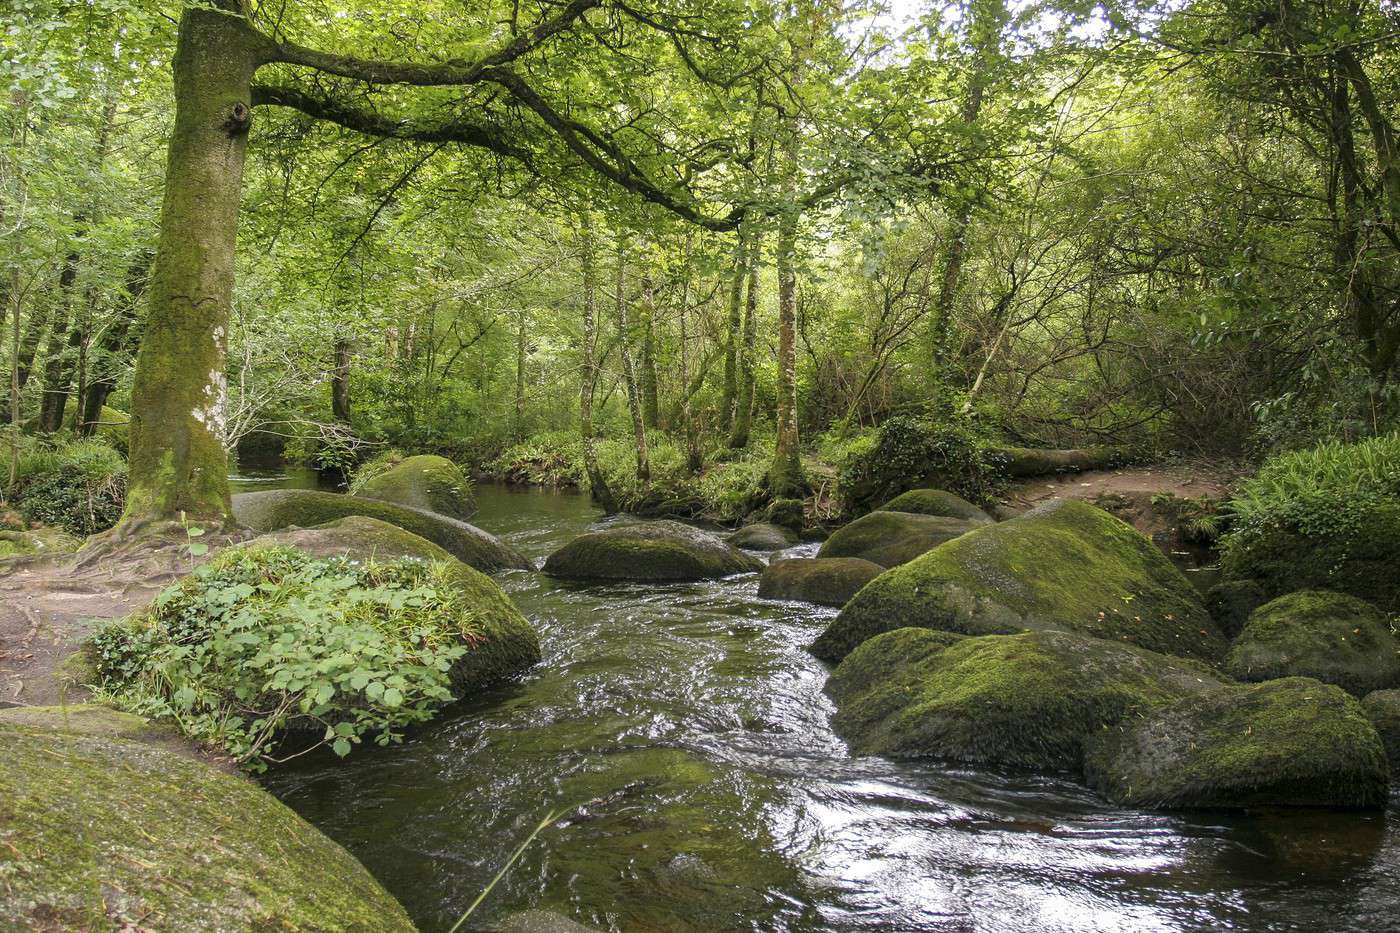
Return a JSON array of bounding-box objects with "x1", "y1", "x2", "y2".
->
[{"x1": 260, "y1": 483, "x2": 1398, "y2": 932}]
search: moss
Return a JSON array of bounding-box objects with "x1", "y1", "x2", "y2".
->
[
  {"x1": 816, "y1": 510, "x2": 983, "y2": 568},
  {"x1": 991, "y1": 445, "x2": 1123, "y2": 478},
  {"x1": 813, "y1": 499, "x2": 1225, "y2": 664},
  {"x1": 252, "y1": 514, "x2": 457, "y2": 563},
  {"x1": 0, "y1": 722, "x2": 414, "y2": 930},
  {"x1": 1205, "y1": 579, "x2": 1266, "y2": 640},
  {"x1": 1225, "y1": 590, "x2": 1400, "y2": 696},
  {"x1": 0, "y1": 705, "x2": 169, "y2": 742},
  {"x1": 232, "y1": 489, "x2": 532, "y2": 573},
  {"x1": 543, "y1": 520, "x2": 762, "y2": 582},
  {"x1": 65, "y1": 406, "x2": 130, "y2": 454},
  {"x1": 764, "y1": 497, "x2": 805, "y2": 532},
  {"x1": 827, "y1": 628, "x2": 1224, "y2": 770},
  {"x1": 354, "y1": 454, "x2": 476, "y2": 520},
  {"x1": 1361, "y1": 689, "x2": 1400, "y2": 776},
  {"x1": 1085, "y1": 678, "x2": 1389, "y2": 809},
  {"x1": 757, "y1": 557, "x2": 885, "y2": 608},
  {"x1": 0, "y1": 527, "x2": 81, "y2": 565},
  {"x1": 880, "y1": 488, "x2": 993, "y2": 523},
  {"x1": 729, "y1": 522, "x2": 797, "y2": 551}
]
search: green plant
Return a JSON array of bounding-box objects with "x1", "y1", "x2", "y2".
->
[
  {"x1": 347, "y1": 448, "x2": 407, "y2": 494},
  {"x1": 837, "y1": 414, "x2": 1005, "y2": 515},
  {"x1": 10, "y1": 438, "x2": 127, "y2": 535},
  {"x1": 90, "y1": 546, "x2": 487, "y2": 771}
]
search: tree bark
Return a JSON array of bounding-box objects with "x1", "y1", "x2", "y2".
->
[
  {"x1": 37, "y1": 245, "x2": 81, "y2": 432},
  {"x1": 677, "y1": 233, "x2": 702, "y2": 473},
  {"x1": 330, "y1": 338, "x2": 352, "y2": 421},
  {"x1": 769, "y1": 132, "x2": 805, "y2": 498},
  {"x1": 616, "y1": 240, "x2": 650, "y2": 486},
  {"x1": 728, "y1": 228, "x2": 760, "y2": 449},
  {"x1": 123, "y1": 6, "x2": 270, "y2": 527},
  {"x1": 513, "y1": 308, "x2": 527, "y2": 438},
  {"x1": 720, "y1": 222, "x2": 747, "y2": 432},
  {"x1": 639, "y1": 266, "x2": 660, "y2": 430},
  {"x1": 578, "y1": 215, "x2": 617, "y2": 511}
]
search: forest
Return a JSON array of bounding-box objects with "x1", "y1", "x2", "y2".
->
[{"x1": 3, "y1": 1, "x2": 1400, "y2": 931}]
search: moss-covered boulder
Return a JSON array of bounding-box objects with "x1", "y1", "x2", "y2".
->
[
  {"x1": 1361, "y1": 689, "x2": 1400, "y2": 775},
  {"x1": 232, "y1": 489, "x2": 531, "y2": 573},
  {"x1": 253, "y1": 514, "x2": 457, "y2": 563},
  {"x1": 0, "y1": 720, "x2": 414, "y2": 930},
  {"x1": 827, "y1": 628, "x2": 1224, "y2": 770},
  {"x1": 730, "y1": 522, "x2": 798, "y2": 551},
  {"x1": 816, "y1": 510, "x2": 984, "y2": 568},
  {"x1": 1205, "y1": 579, "x2": 1267, "y2": 640},
  {"x1": 757, "y1": 557, "x2": 884, "y2": 608},
  {"x1": 879, "y1": 488, "x2": 993, "y2": 523},
  {"x1": 544, "y1": 520, "x2": 762, "y2": 582},
  {"x1": 764, "y1": 497, "x2": 805, "y2": 532},
  {"x1": 1085, "y1": 678, "x2": 1389, "y2": 809},
  {"x1": 1225, "y1": 590, "x2": 1400, "y2": 696},
  {"x1": 813, "y1": 499, "x2": 1225, "y2": 664},
  {"x1": 0, "y1": 526, "x2": 81, "y2": 562},
  {"x1": 354, "y1": 453, "x2": 476, "y2": 519}
]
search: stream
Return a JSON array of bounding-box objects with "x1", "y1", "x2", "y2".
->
[{"x1": 257, "y1": 482, "x2": 1400, "y2": 932}]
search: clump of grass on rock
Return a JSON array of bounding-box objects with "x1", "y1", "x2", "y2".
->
[{"x1": 352, "y1": 451, "x2": 476, "y2": 519}]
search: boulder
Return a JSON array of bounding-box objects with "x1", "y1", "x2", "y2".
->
[
  {"x1": 730, "y1": 522, "x2": 798, "y2": 551},
  {"x1": 354, "y1": 453, "x2": 476, "y2": 519},
  {"x1": 232, "y1": 489, "x2": 532, "y2": 573},
  {"x1": 816, "y1": 510, "x2": 983, "y2": 568},
  {"x1": 0, "y1": 719, "x2": 414, "y2": 930},
  {"x1": 764, "y1": 497, "x2": 805, "y2": 532},
  {"x1": 1085, "y1": 678, "x2": 1389, "y2": 809},
  {"x1": 1225, "y1": 590, "x2": 1400, "y2": 697},
  {"x1": 1361, "y1": 689, "x2": 1400, "y2": 775},
  {"x1": 826, "y1": 628, "x2": 1224, "y2": 770},
  {"x1": 757, "y1": 557, "x2": 884, "y2": 608},
  {"x1": 543, "y1": 520, "x2": 762, "y2": 582},
  {"x1": 812, "y1": 499, "x2": 1225, "y2": 664},
  {"x1": 989, "y1": 445, "x2": 1123, "y2": 478},
  {"x1": 1205, "y1": 579, "x2": 1267, "y2": 640},
  {"x1": 879, "y1": 488, "x2": 993, "y2": 523}
]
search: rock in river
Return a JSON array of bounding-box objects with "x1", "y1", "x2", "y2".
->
[
  {"x1": 354, "y1": 453, "x2": 476, "y2": 519},
  {"x1": 758, "y1": 557, "x2": 884, "y2": 608},
  {"x1": 729, "y1": 522, "x2": 798, "y2": 551},
  {"x1": 816, "y1": 510, "x2": 986, "y2": 568},
  {"x1": 544, "y1": 520, "x2": 762, "y2": 582},
  {"x1": 878, "y1": 487, "x2": 994, "y2": 523}
]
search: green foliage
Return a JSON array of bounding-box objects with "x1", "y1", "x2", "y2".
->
[
  {"x1": 837, "y1": 414, "x2": 1006, "y2": 515},
  {"x1": 347, "y1": 448, "x2": 407, "y2": 494},
  {"x1": 9, "y1": 438, "x2": 127, "y2": 535},
  {"x1": 492, "y1": 431, "x2": 585, "y2": 487},
  {"x1": 90, "y1": 546, "x2": 486, "y2": 771}
]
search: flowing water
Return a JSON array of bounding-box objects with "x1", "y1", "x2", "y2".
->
[{"x1": 261, "y1": 484, "x2": 1400, "y2": 932}]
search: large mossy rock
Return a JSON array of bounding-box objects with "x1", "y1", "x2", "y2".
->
[
  {"x1": 1085, "y1": 678, "x2": 1389, "y2": 809},
  {"x1": 730, "y1": 522, "x2": 798, "y2": 551},
  {"x1": 758, "y1": 557, "x2": 884, "y2": 608},
  {"x1": 879, "y1": 488, "x2": 993, "y2": 523},
  {"x1": 544, "y1": 520, "x2": 762, "y2": 582},
  {"x1": 812, "y1": 499, "x2": 1225, "y2": 664},
  {"x1": 233, "y1": 489, "x2": 531, "y2": 573},
  {"x1": 816, "y1": 510, "x2": 985, "y2": 568},
  {"x1": 1361, "y1": 689, "x2": 1400, "y2": 775},
  {"x1": 354, "y1": 453, "x2": 476, "y2": 520},
  {"x1": 1225, "y1": 590, "x2": 1400, "y2": 697},
  {"x1": 250, "y1": 520, "x2": 542, "y2": 689},
  {"x1": 827, "y1": 628, "x2": 1224, "y2": 770},
  {"x1": 0, "y1": 719, "x2": 414, "y2": 930}
]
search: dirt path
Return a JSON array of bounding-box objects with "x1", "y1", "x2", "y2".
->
[{"x1": 1004, "y1": 461, "x2": 1236, "y2": 510}]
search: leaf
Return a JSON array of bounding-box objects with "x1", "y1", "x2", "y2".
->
[
  {"x1": 382, "y1": 687, "x2": 404, "y2": 708},
  {"x1": 332, "y1": 737, "x2": 352, "y2": 757}
]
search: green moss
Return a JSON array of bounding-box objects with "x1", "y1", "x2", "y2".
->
[
  {"x1": 729, "y1": 522, "x2": 797, "y2": 551},
  {"x1": 1225, "y1": 590, "x2": 1400, "y2": 696},
  {"x1": 0, "y1": 527, "x2": 81, "y2": 564},
  {"x1": 0, "y1": 722, "x2": 414, "y2": 930},
  {"x1": 827, "y1": 629, "x2": 1224, "y2": 770},
  {"x1": 1204, "y1": 579, "x2": 1266, "y2": 640},
  {"x1": 764, "y1": 497, "x2": 805, "y2": 532},
  {"x1": 233, "y1": 489, "x2": 532, "y2": 573},
  {"x1": 544, "y1": 520, "x2": 763, "y2": 582},
  {"x1": 1361, "y1": 689, "x2": 1400, "y2": 776},
  {"x1": 880, "y1": 488, "x2": 993, "y2": 523},
  {"x1": 812, "y1": 499, "x2": 1225, "y2": 664},
  {"x1": 65, "y1": 406, "x2": 130, "y2": 454},
  {"x1": 816, "y1": 510, "x2": 983, "y2": 568},
  {"x1": 354, "y1": 453, "x2": 476, "y2": 520},
  {"x1": 1085, "y1": 678, "x2": 1389, "y2": 809},
  {"x1": 757, "y1": 557, "x2": 885, "y2": 608}
]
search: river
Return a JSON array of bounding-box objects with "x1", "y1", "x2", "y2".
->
[{"x1": 257, "y1": 482, "x2": 1400, "y2": 932}]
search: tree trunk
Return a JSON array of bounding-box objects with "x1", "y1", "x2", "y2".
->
[
  {"x1": 578, "y1": 215, "x2": 617, "y2": 512},
  {"x1": 639, "y1": 267, "x2": 660, "y2": 430},
  {"x1": 37, "y1": 246, "x2": 81, "y2": 432},
  {"x1": 769, "y1": 138, "x2": 805, "y2": 499},
  {"x1": 720, "y1": 223, "x2": 747, "y2": 432},
  {"x1": 728, "y1": 228, "x2": 761, "y2": 449},
  {"x1": 330, "y1": 339, "x2": 352, "y2": 421},
  {"x1": 616, "y1": 241, "x2": 650, "y2": 486},
  {"x1": 13, "y1": 301, "x2": 48, "y2": 396},
  {"x1": 123, "y1": 6, "x2": 268, "y2": 528},
  {"x1": 79, "y1": 252, "x2": 150, "y2": 435},
  {"x1": 513, "y1": 309, "x2": 527, "y2": 439},
  {"x1": 677, "y1": 233, "x2": 702, "y2": 473}
]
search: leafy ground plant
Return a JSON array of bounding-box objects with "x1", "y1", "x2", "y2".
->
[{"x1": 90, "y1": 546, "x2": 484, "y2": 771}]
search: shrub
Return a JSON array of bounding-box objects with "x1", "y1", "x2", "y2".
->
[
  {"x1": 1221, "y1": 432, "x2": 1400, "y2": 611},
  {"x1": 90, "y1": 546, "x2": 489, "y2": 771},
  {"x1": 10, "y1": 438, "x2": 127, "y2": 535},
  {"x1": 492, "y1": 430, "x2": 584, "y2": 486},
  {"x1": 836, "y1": 414, "x2": 1006, "y2": 515}
]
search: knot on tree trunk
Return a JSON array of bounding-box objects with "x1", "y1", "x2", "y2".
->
[{"x1": 223, "y1": 101, "x2": 251, "y2": 137}]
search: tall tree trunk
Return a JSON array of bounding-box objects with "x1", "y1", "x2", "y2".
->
[
  {"x1": 79, "y1": 252, "x2": 150, "y2": 435},
  {"x1": 331, "y1": 338, "x2": 352, "y2": 421},
  {"x1": 616, "y1": 241, "x2": 649, "y2": 486},
  {"x1": 639, "y1": 267, "x2": 660, "y2": 430},
  {"x1": 578, "y1": 215, "x2": 617, "y2": 511},
  {"x1": 37, "y1": 244, "x2": 82, "y2": 433},
  {"x1": 513, "y1": 308, "x2": 527, "y2": 439},
  {"x1": 728, "y1": 228, "x2": 761, "y2": 449},
  {"x1": 677, "y1": 233, "x2": 702, "y2": 473},
  {"x1": 769, "y1": 132, "x2": 805, "y2": 499},
  {"x1": 720, "y1": 222, "x2": 747, "y2": 433},
  {"x1": 123, "y1": 6, "x2": 268, "y2": 528},
  {"x1": 13, "y1": 301, "x2": 48, "y2": 396}
]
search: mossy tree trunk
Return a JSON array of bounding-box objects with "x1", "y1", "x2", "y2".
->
[
  {"x1": 720, "y1": 222, "x2": 747, "y2": 433},
  {"x1": 578, "y1": 215, "x2": 617, "y2": 511},
  {"x1": 616, "y1": 240, "x2": 650, "y2": 486},
  {"x1": 639, "y1": 267, "x2": 661, "y2": 430},
  {"x1": 677, "y1": 233, "x2": 703, "y2": 473},
  {"x1": 330, "y1": 338, "x2": 352, "y2": 422},
  {"x1": 123, "y1": 6, "x2": 270, "y2": 528},
  {"x1": 36, "y1": 243, "x2": 81, "y2": 432},
  {"x1": 769, "y1": 125, "x2": 805, "y2": 499},
  {"x1": 728, "y1": 227, "x2": 760, "y2": 449}
]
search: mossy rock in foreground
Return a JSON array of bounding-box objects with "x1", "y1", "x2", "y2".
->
[
  {"x1": 1225, "y1": 590, "x2": 1400, "y2": 697},
  {"x1": 0, "y1": 722, "x2": 414, "y2": 931},
  {"x1": 249, "y1": 522, "x2": 542, "y2": 689},
  {"x1": 816, "y1": 510, "x2": 985, "y2": 569},
  {"x1": 354, "y1": 453, "x2": 476, "y2": 520},
  {"x1": 544, "y1": 520, "x2": 762, "y2": 582},
  {"x1": 879, "y1": 488, "x2": 993, "y2": 523},
  {"x1": 1085, "y1": 678, "x2": 1389, "y2": 809},
  {"x1": 812, "y1": 499, "x2": 1224, "y2": 664},
  {"x1": 233, "y1": 488, "x2": 532, "y2": 573},
  {"x1": 1361, "y1": 689, "x2": 1400, "y2": 776},
  {"x1": 827, "y1": 628, "x2": 1223, "y2": 770},
  {"x1": 729, "y1": 522, "x2": 798, "y2": 551},
  {"x1": 0, "y1": 526, "x2": 81, "y2": 563},
  {"x1": 758, "y1": 557, "x2": 884, "y2": 608}
]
